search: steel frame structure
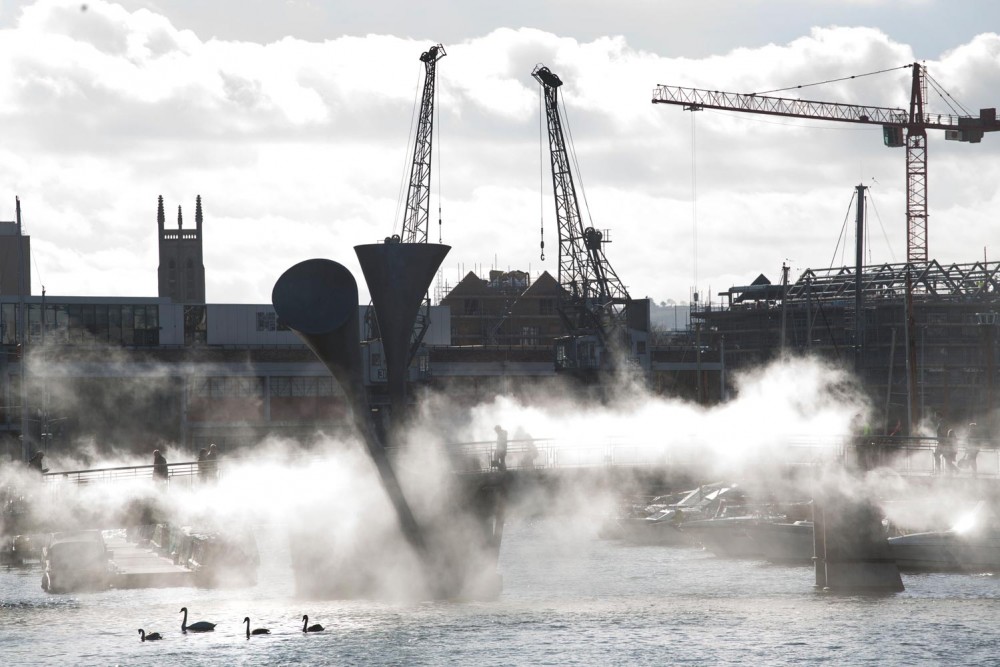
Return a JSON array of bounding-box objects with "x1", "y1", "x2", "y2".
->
[
  {"x1": 400, "y1": 44, "x2": 445, "y2": 245},
  {"x1": 772, "y1": 260, "x2": 1000, "y2": 305},
  {"x1": 533, "y1": 65, "x2": 631, "y2": 340},
  {"x1": 653, "y1": 63, "x2": 1000, "y2": 263}
]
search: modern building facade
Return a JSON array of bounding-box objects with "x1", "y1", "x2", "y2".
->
[{"x1": 0, "y1": 197, "x2": 715, "y2": 463}]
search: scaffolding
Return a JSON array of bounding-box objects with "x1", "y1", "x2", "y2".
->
[{"x1": 695, "y1": 260, "x2": 1000, "y2": 430}]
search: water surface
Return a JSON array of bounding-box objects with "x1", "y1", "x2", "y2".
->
[{"x1": 2, "y1": 517, "x2": 998, "y2": 665}]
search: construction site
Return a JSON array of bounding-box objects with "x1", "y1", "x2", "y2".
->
[
  {"x1": 2, "y1": 53, "x2": 998, "y2": 454},
  {"x1": 649, "y1": 63, "x2": 1000, "y2": 434}
]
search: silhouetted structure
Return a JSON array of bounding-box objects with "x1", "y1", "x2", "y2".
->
[
  {"x1": 157, "y1": 195, "x2": 205, "y2": 303},
  {"x1": 439, "y1": 270, "x2": 565, "y2": 347},
  {"x1": 0, "y1": 219, "x2": 30, "y2": 297}
]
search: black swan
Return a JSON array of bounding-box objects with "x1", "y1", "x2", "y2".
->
[
  {"x1": 244, "y1": 617, "x2": 270, "y2": 639},
  {"x1": 302, "y1": 615, "x2": 324, "y2": 632},
  {"x1": 179, "y1": 607, "x2": 216, "y2": 633},
  {"x1": 138, "y1": 629, "x2": 162, "y2": 641}
]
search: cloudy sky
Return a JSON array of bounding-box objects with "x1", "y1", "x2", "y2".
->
[{"x1": 1, "y1": 0, "x2": 998, "y2": 306}]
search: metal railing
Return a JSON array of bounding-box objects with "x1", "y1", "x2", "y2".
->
[
  {"x1": 37, "y1": 436, "x2": 999, "y2": 486},
  {"x1": 42, "y1": 460, "x2": 219, "y2": 486}
]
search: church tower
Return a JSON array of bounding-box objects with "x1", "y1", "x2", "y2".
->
[{"x1": 157, "y1": 195, "x2": 206, "y2": 303}]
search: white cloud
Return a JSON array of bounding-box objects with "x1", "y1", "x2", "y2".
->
[{"x1": 0, "y1": 0, "x2": 998, "y2": 307}]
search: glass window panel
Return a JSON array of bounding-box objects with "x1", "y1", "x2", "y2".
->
[
  {"x1": 95, "y1": 305, "x2": 109, "y2": 342},
  {"x1": 1, "y1": 303, "x2": 15, "y2": 344},
  {"x1": 122, "y1": 305, "x2": 134, "y2": 345},
  {"x1": 134, "y1": 306, "x2": 147, "y2": 331}
]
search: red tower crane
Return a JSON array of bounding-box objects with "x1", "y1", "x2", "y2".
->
[{"x1": 652, "y1": 63, "x2": 1000, "y2": 262}]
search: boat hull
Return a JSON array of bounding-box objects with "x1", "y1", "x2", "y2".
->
[{"x1": 889, "y1": 531, "x2": 1000, "y2": 572}]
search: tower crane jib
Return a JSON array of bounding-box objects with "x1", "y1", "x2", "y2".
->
[{"x1": 652, "y1": 62, "x2": 1000, "y2": 263}]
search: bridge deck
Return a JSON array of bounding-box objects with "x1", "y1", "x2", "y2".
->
[
  {"x1": 105, "y1": 534, "x2": 194, "y2": 588},
  {"x1": 33, "y1": 435, "x2": 1000, "y2": 486}
]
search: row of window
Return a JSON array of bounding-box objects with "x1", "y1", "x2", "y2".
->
[
  {"x1": 461, "y1": 298, "x2": 556, "y2": 316},
  {"x1": 188, "y1": 376, "x2": 342, "y2": 399},
  {"x1": 0, "y1": 303, "x2": 161, "y2": 346}
]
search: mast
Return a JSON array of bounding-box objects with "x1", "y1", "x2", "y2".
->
[
  {"x1": 904, "y1": 271, "x2": 919, "y2": 434},
  {"x1": 854, "y1": 184, "x2": 866, "y2": 374},
  {"x1": 15, "y1": 197, "x2": 28, "y2": 461}
]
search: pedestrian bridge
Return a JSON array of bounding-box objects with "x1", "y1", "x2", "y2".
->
[{"x1": 36, "y1": 435, "x2": 997, "y2": 487}]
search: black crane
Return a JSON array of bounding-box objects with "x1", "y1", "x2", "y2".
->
[
  {"x1": 400, "y1": 44, "x2": 446, "y2": 245},
  {"x1": 533, "y1": 64, "x2": 649, "y2": 377},
  {"x1": 369, "y1": 44, "x2": 447, "y2": 364}
]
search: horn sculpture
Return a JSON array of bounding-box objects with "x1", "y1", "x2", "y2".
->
[
  {"x1": 355, "y1": 242, "x2": 450, "y2": 432},
  {"x1": 271, "y1": 258, "x2": 431, "y2": 566}
]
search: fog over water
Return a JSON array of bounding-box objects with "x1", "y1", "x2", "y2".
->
[{"x1": 2, "y1": 355, "x2": 998, "y2": 663}]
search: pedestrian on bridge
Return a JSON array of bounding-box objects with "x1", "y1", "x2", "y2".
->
[
  {"x1": 493, "y1": 425, "x2": 508, "y2": 472},
  {"x1": 206, "y1": 443, "x2": 220, "y2": 479},
  {"x1": 960, "y1": 423, "x2": 980, "y2": 476},
  {"x1": 27, "y1": 451, "x2": 48, "y2": 476},
  {"x1": 153, "y1": 449, "x2": 168, "y2": 483},
  {"x1": 940, "y1": 430, "x2": 959, "y2": 475},
  {"x1": 197, "y1": 448, "x2": 210, "y2": 482}
]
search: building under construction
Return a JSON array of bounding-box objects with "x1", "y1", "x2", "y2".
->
[{"x1": 693, "y1": 258, "x2": 1000, "y2": 434}]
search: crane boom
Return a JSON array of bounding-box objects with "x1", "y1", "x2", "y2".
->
[
  {"x1": 534, "y1": 64, "x2": 643, "y2": 376},
  {"x1": 400, "y1": 44, "x2": 445, "y2": 245},
  {"x1": 653, "y1": 86, "x2": 908, "y2": 125},
  {"x1": 653, "y1": 63, "x2": 1000, "y2": 263},
  {"x1": 533, "y1": 66, "x2": 630, "y2": 326}
]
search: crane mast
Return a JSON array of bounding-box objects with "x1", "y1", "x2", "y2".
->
[
  {"x1": 533, "y1": 65, "x2": 638, "y2": 374},
  {"x1": 400, "y1": 44, "x2": 445, "y2": 245},
  {"x1": 653, "y1": 63, "x2": 1000, "y2": 263}
]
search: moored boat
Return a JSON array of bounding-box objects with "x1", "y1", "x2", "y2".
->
[
  {"x1": 40, "y1": 530, "x2": 112, "y2": 593},
  {"x1": 745, "y1": 520, "x2": 814, "y2": 565},
  {"x1": 680, "y1": 515, "x2": 765, "y2": 559},
  {"x1": 616, "y1": 484, "x2": 746, "y2": 547},
  {"x1": 889, "y1": 501, "x2": 1000, "y2": 572}
]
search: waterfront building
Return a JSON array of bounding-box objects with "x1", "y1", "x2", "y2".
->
[
  {"x1": 693, "y1": 261, "x2": 1000, "y2": 432},
  {"x1": 0, "y1": 196, "x2": 717, "y2": 461}
]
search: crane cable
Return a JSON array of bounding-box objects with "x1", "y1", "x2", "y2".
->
[
  {"x1": 925, "y1": 72, "x2": 973, "y2": 117},
  {"x1": 691, "y1": 109, "x2": 698, "y2": 300},
  {"x1": 539, "y1": 82, "x2": 545, "y2": 261},
  {"x1": 828, "y1": 190, "x2": 856, "y2": 270},
  {"x1": 560, "y1": 98, "x2": 595, "y2": 230},
  {"x1": 392, "y1": 65, "x2": 424, "y2": 238},
  {"x1": 435, "y1": 65, "x2": 443, "y2": 243},
  {"x1": 753, "y1": 64, "x2": 912, "y2": 96}
]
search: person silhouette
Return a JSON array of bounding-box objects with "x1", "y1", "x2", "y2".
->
[
  {"x1": 152, "y1": 449, "x2": 168, "y2": 483},
  {"x1": 493, "y1": 425, "x2": 508, "y2": 472}
]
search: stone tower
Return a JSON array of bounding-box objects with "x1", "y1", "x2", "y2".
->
[{"x1": 157, "y1": 195, "x2": 205, "y2": 303}]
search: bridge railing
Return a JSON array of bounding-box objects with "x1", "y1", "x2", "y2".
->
[
  {"x1": 444, "y1": 436, "x2": 848, "y2": 474},
  {"x1": 36, "y1": 435, "x2": 998, "y2": 486},
  {"x1": 42, "y1": 460, "x2": 219, "y2": 487}
]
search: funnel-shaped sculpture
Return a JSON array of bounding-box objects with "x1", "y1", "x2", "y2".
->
[
  {"x1": 355, "y1": 242, "x2": 450, "y2": 425},
  {"x1": 271, "y1": 258, "x2": 431, "y2": 568}
]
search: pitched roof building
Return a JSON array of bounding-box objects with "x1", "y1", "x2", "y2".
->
[{"x1": 439, "y1": 270, "x2": 565, "y2": 347}]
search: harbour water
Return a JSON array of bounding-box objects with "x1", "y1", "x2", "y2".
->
[{"x1": 2, "y1": 515, "x2": 999, "y2": 666}]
